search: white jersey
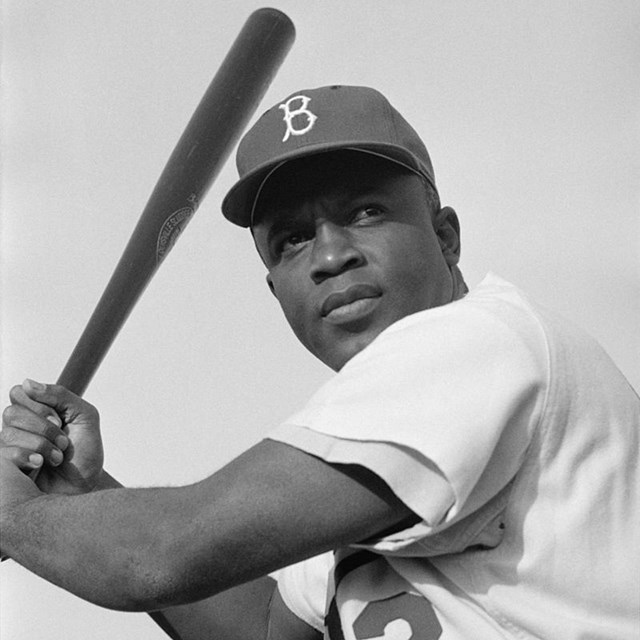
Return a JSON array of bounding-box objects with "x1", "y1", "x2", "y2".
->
[{"x1": 268, "y1": 274, "x2": 640, "y2": 639}]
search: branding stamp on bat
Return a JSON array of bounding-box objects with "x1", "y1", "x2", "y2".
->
[{"x1": 156, "y1": 195, "x2": 198, "y2": 265}]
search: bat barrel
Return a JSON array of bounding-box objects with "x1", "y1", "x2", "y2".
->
[{"x1": 57, "y1": 9, "x2": 295, "y2": 396}]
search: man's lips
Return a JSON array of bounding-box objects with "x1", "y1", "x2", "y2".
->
[{"x1": 321, "y1": 284, "x2": 382, "y2": 319}]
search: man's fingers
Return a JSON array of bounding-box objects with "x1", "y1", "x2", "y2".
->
[
  {"x1": 0, "y1": 445, "x2": 44, "y2": 472},
  {"x1": 0, "y1": 424, "x2": 66, "y2": 468},
  {"x1": 19, "y1": 380, "x2": 99, "y2": 427},
  {"x1": 2, "y1": 404, "x2": 69, "y2": 449},
  {"x1": 1, "y1": 400, "x2": 70, "y2": 468},
  {"x1": 9, "y1": 384, "x2": 62, "y2": 428}
]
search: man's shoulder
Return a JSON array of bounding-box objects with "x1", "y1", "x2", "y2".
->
[{"x1": 365, "y1": 272, "x2": 547, "y2": 360}]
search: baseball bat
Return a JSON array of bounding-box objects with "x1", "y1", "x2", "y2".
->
[
  {"x1": 2, "y1": 9, "x2": 294, "y2": 638},
  {"x1": 57, "y1": 7, "x2": 295, "y2": 397}
]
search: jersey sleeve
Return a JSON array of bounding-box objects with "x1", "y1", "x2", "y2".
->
[
  {"x1": 268, "y1": 278, "x2": 550, "y2": 548},
  {"x1": 273, "y1": 553, "x2": 334, "y2": 633}
]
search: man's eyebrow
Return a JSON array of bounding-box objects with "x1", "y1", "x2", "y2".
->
[
  {"x1": 262, "y1": 211, "x2": 298, "y2": 241},
  {"x1": 251, "y1": 211, "x2": 297, "y2": 260},
  {"x1": 256, "y1": 180, "x2": 390, "y2": 236}
]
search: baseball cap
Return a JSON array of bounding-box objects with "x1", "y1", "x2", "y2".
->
[{"x1": 221, "y1": 85, "x2": 437, "y2": 227}]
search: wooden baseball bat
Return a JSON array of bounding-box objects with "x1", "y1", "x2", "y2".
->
[
  {"x1": 57, "y1": 7, "x2": 295, "y2": 397},
  {"x1": 2, "y1": 9, "x2": 294, "y2": 638}
]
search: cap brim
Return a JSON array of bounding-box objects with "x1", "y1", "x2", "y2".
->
[{"x1": 221, "y1": 141, "x2": 435, "y2": 227}]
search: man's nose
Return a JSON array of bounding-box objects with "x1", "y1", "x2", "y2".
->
[{"x1": 310, "y1": 221, "x2": 365, "y2": 283}]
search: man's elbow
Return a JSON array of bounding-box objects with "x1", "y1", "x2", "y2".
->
[{"x1": 77, "y1": 549, "x2": 192, "y2": 612}]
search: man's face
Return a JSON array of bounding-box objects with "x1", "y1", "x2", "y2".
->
[{"x1": 252, "y1": 152, "x2": 460, "y2": 371}]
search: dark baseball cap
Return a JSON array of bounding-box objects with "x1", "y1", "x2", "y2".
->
[{"x1": 221, "y1": 85, "x2": 437, "y2": 227}]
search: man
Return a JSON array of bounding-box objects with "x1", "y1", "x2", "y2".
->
[{"x1": 1, "y1": 85, "x2": 638, "y2": 639}]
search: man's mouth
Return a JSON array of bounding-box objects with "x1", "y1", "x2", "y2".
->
[{"x1": 321, "y1": 284, "x2": 382, "y2": 324}]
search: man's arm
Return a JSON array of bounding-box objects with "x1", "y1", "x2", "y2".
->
[
  {"x1": 95, "y1": 472, "x2": 321, "y2": 640},
  {"x1": 159, "y1": 576, "x2": 321, "y2": 640},
  {"x1": 90, "y1": 472, "x2": 284, "y2": 639},
  {"x1": 1, "y1": 388, "x2": 415, "y2": 614},
  {"x1": 1, "y1": 440, "x2": 411, "y2": 610},
  {"x1": 1, "y1": 382, "x2": 336, "y2": 638}
]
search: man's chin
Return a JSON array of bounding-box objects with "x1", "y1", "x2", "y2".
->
[{"x1": 320, "y1": 329, "x2": 383, "y2": 372}]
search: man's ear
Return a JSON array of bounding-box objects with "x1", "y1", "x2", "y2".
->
[
  {"x1": 434, "y1": 206, "x2": 461, "y2": 267},
  {"x1": 266, "y1": 273, "x2": 278, "y2": 298}
]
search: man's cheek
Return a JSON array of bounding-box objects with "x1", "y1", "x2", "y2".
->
[{"x1": 280, "y1": 298, "x2": 310, "y2": 340}]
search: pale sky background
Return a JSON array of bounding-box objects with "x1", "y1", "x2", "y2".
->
[{"x1": 1, "y1": 1, "x2": 638, "y2": 637}]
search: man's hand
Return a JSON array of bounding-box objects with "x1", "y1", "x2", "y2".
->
[
  {"x1": 1, "y1": 380, "x2": 104, "y2": 495},
  {"x1": 0, "y1": 439, "x2": 44, "y2": 514}
]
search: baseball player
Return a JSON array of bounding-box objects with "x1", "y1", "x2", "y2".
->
[{"x1": 1, "y1": 85, "x2": 638, "y2": 639}]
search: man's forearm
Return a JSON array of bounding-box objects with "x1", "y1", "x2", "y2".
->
[
  {"x1": 162, "y1": 576, "x2": 277, "y2": 640},
  {"x1": 91, "y1": 472, "x2": 277, "y2": 640},
  {"x1": 6, "y1": 467, "x2": 279, "y2": 639},
  {"x1": 1, "y1": 484, "x2": 212, "y2": 611}
]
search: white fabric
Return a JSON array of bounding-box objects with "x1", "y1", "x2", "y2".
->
[
  {"x1": 269, "y1": 274, "x2": 640, "y2": 639},
  {"x1": 274, "y1": 554, "x2": 333, "y2": 633}
]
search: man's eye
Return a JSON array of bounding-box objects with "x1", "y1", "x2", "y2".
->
[
  {"x1": 351, "y1": 206, "x2": 383, "y2": 223},
  {"x1": 279, "y1": 232, "x2": 311, "y2": 253}
]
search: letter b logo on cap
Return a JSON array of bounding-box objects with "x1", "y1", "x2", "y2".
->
[{"x1": 279, "y1": 95, "x2": 317, "y2": 142}]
